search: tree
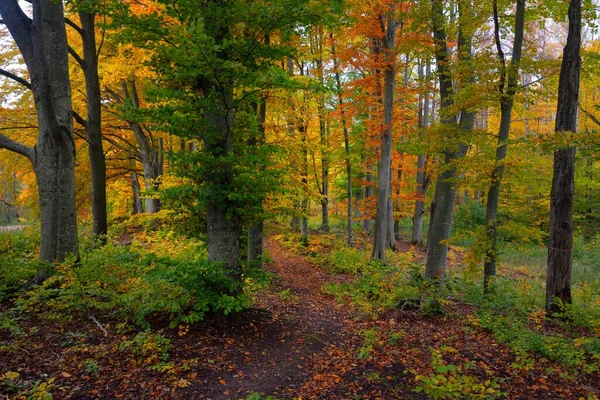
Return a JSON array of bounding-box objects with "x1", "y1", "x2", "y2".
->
[
  {"x1": 371, "y1": 2, "x2": 397, "y2": 262},
  {"x1": 119, "y1": 0, "x2": 328, "y2": 286},
  {"x1": 546, "y1": 0, "x2": 581, "y2": 314},
  {"x1": 66, "y1": 5, "x2": 108, "y2": 238},
  {"x1": 0, "y1": 0, "x2": 79, "y2": 272},
  {"x1": 483, "y1": 0, "x2": 526, "y2": 293},
  {"x1": 425, "y1": 0, "x2": 476, "y2": 280}
]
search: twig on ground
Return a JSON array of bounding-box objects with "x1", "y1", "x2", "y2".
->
[{"x1": 89, "y1": 314, "x2": 109, "y2": 337}]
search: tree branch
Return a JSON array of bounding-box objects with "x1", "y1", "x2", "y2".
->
[
  {"x1": 579, "y1": 104, "x2": 600, "y2": 127},
  {"x1": 73, "y1": 110, "x2": 88, "y2": 128},
  {"x1": 0, "y1": 134, "x2": 33, "y2": 161},
  {"x1": 65, "y1": 17, "x2": 83, "y2": 36},
  {"x1": 68, "y1": 45, "x2": 86, "y2": 70},
  {"x1": 0, "y1": 67, "x2": 31, "y2": 90}
]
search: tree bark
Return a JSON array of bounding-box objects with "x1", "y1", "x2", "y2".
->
[
  {"x1": 546, "y1": 0, "x2": 581, "y2": 314},
  {"x1": 372, "y1": 6, "x2": 397, "y2": 262},
  {"x1": 425, "y1": 0, "x2": 474, "y2": 280},
  {"x1": 0, "y1": 0, "x2": 79, "y2": 273},
  {"x1": 131, "y1": 172, "x2": 143, "y2": 214},
  {"x1": 412, "y1": 60, "x2": 430, "y2": 245},
  {"x1": 484, "y1": 0, "x2": 525, "y2": 293},
  {"x1": 79, "y1": 11, "x2": 108, "y2": 239},
  {"x1": 333, "y1": 40, "x2": 353, "y2": 247},
  {"x1": 121, "y1": 79, "x2": 162, "y2": 213}
]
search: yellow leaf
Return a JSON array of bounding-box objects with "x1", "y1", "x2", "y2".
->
[{"x1": 2, "y1": 371, "x2": 19, "y2": 380}]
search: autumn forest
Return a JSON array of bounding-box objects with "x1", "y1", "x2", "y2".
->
[{"x1": 0, "y1": 0, "x2": 599, "y2": 398}]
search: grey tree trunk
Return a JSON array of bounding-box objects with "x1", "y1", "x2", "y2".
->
[
  {"x1": 121, "y1": 79, "x2": 162, "y2": 213},
  {"x1": 484, "y1": 0, "x2": 525, "y2": 293},
  {"x1": 203, "y1": 83, "x2": 242, "y2": 286},
  {"x1": 131, "y1": 172, "x2": 143, "y2": 214},
  {"x1": 316, "y1": 43, "x2": 329, "y2": 232},
  {"x1": 546, "y1": 0, "x2": 581, "y2": 314},
  {"x1": 0, "y1": 0, "x2": 79, "y2": 274},
  {"x1": 412, "y1": 60, "x2": 430, "y2": 245},
  {"x1": 333, "y1": 41, "x2": 353, "y2": 246},
  {"x1": 371, "y1": 8, "x2": 397, "y2": 262},
  {"x1": 78, "y1": 11, "x2": 107, "y2": 239},
  {"x1": 300, "y1": 123, "x2": 309, "y2": 240},
  {"x1": 425, "y1": 0, "x2": 474, "y2": 280}
]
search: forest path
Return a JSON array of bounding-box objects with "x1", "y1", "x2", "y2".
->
[{"x1": 178, "y1": 236, "x2": 356, "y2": 399}]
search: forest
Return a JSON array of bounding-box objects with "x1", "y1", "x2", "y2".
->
[{"x1": 0, "y1": 0, "x2": 599, "y2": 398}]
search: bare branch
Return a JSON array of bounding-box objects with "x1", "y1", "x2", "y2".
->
[
  {"x1": 0, "y1": 134, "x2": 33, "y2": 161},
  {"x1": 65, "y1": 17, "x2": 83, "y2": 36},
  {"x1": 579, "y1": 104, "x2": 600, "y2": 127},
  {"x1": 68, "y1": 45, "x2": 86, "y2": 70},
  {"x1": 0, "y1": 67, "x2": 31, "y2": 90}
]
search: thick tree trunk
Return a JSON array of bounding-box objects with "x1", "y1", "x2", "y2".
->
[
  {"x1": 372, "y1": 7, "x2": 397, "y2": 262},
  {"x1": 483, "y1": 0, "x2": 525, "y2": 293},
  {"x1": 546, "y1": 0, "x2": 581, "y2": 314},
  {"x1": 0, "y1": 0, "x2": 79, "y2": 274},
  {"x1": 79, "y1": 11, "x2": 107, "y2": 239},
  {"x1": 425, "y1": 0, "x2": 474, "y2": 280}
]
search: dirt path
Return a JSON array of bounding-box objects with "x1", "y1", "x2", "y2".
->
[{"x1": 177, "y1": 237, "x2": 354, "y2": 399}]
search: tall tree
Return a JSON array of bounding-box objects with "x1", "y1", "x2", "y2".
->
[
  {"x1": 67, "y1": 6, "x2": 108, "y2": 238},
  {"x1": 0, "y1": 0, "x2": 79, "y2": 273},
  {"x1": 425, "y1": 0, "x2": 475, "y2": 280},
  {"x1": 546, "y1": 0, "x2": 581, "y2": 314},
  {"x1": 483, "y1": 0, "x2": 526, "y2": 293},
  {"x1": 371, "y1": 2, "x2": 397, "y2": 262},
  {"x1": 411, "y1": 59, "x2": 430, "y2": 245}
]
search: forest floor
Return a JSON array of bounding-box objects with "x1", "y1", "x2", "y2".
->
[{"x1": 1, "y1": 231, "x2": 599, "y2": 399}]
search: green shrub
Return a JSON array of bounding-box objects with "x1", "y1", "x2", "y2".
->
[
  {"x1": 0, "y1": 228, "x2": 38, "y2": 301},
  {"x1": 19, "y1": 235, "x2": 250, "y2": 328},
  {"x1": 324, "y1": 247, "x2": 370, "y2": 275}
]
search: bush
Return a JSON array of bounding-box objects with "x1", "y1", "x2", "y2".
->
[
  {"x1": 0, "y1": 228, "x2": 38, "y2": 301},
  {"x1": 19, "y1": 234, "x2": 250, "y2": 328}
]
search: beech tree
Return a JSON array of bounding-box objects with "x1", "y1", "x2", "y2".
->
[
  {"x1": 67, "y1": 5, "x2": 108, "y2": 237},
  {"x1": 371, "y1": 2, "x2": 397, "y2": 262},
  {"x1": 483, "y1": 0, "x2": 526, "y2": 293},
  {"x1": 425, "y1": 0, "x2": 476, "y2": 280},
  {"x1": 0, "y1": 0, "x2": 79, "y2": 272},
  {"x1": 546, "y1": 0, "x2": 581, "y2": 314}
]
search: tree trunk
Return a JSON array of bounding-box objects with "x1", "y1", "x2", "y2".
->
[
  {"x1": 484, "y1": 0, "x2": 526, "y2": 293},
  {"x1": 546, "y1": 0, "x2": 581, "y2": 314},
  {"x1": 413, "y1": 61, "x2": 430, "y2": 245},
  {"x1": 0, "y1": 0, "x2": 79, "y2": 275},
  {"x1": 247, "y1": 84, "x2": 268, "y2": 268},
  {"x1": 333, "y1": 41, "x2": 353, "y2": 247},
  {"x1": 363, "y1": 161, "x2": 373, "y2": 234},
  {"x1": 425, "y1": 0, "x2": 474, "y2": 280},
  {"x1": 316, "y1": 42, "x2": 329, "y2": 232},
  {"x1": 300, "y1": 122, "x2": 309, "y2": 241},
  {"x1": 121, "y1": 79, "x2": 162, "y2": 213},
  {"x1": 79, "y1": 11, "x2": 107, "y2": 239},
  {"x1": 131, "y1": 172, "x2": 143, "y2": 214},
  {"x1": 371, "y1": 7, "x2": 397, "y2": 262}
]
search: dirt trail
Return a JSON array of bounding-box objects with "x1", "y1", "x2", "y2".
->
[{"x1": 178, "y1": 237, "x2": 353, "y2": 399}]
